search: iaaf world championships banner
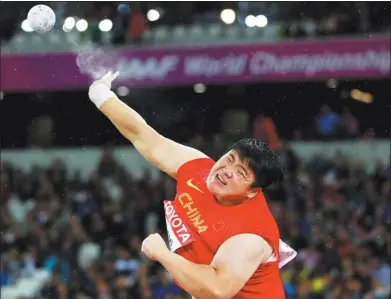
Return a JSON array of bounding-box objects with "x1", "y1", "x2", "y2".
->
[{"x1": 1, "y1": 37, "x2": 390, "y2": 92}]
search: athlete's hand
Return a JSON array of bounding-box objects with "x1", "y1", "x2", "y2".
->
[
  {"x1": 141, "y1": 233, "x2": 170, "y2": 261},
  {"x1": 91, "y1": 71, "x2": 119, "y2": 89},
  {"x1": 88, "y1": 71, "x2": 120, "y2": 108}
]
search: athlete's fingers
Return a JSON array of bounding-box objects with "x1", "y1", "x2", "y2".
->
[
  {"x1": 100, "y1": 71, "x2": 112, "y2": 82},
  {"x1": 110, "y1": 71, "x2": 120, "y2": 82}
]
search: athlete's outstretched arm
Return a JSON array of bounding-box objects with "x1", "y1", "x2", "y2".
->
[
  {"x1": 142, "y1": 233, "x2": 273, "y2": 299},
  {"x1": 88, "y1": 72, "x2": 207, "y2": 178}
]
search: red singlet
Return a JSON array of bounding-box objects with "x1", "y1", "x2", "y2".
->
[{"x1": 164, "y1": 158, "x2": 286, "y2": 299}]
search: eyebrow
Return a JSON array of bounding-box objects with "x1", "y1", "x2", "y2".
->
[
  {"x1": 239, "y1": 165, "x2": 248, "y2": 176},
  {"x1": 230, "y1": 153, "x2": 248, "y2": 176}
]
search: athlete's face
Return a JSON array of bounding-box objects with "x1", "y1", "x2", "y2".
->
[{"x1": 206, "y1": 150, "x2": 259, "y2": 203}]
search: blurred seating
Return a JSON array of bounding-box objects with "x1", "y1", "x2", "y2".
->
[{"x1": 0, "y1": 139, "x2": 389, "y2": 299}]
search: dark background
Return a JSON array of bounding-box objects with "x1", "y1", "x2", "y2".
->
[{"x1": 1, "y1": 78, "x2": 390, "y2": 148}]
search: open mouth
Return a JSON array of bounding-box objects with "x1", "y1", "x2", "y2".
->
[{"x1": 216, "y1": 173, "x2": 227, "y2": 185}]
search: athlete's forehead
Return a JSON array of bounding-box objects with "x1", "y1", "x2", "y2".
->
[
  {"x1": 221, "y1": 150, "x2": 251, "y2": 168},
  {"x1": 224, "y1": 150, "x2": 244, "y2": 161}
]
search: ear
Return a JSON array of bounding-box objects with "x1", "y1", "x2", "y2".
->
[{"x1": 247, "y1": 189, "x2": 261, "y2": 199}]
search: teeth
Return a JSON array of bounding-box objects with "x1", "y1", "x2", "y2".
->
[{"x1": 217, "y1": 174, "x2": 225, "y2": 185}]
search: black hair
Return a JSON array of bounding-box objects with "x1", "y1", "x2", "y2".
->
[{"x1": 228, "y1": 138, "x2": 284, "y2": 189}]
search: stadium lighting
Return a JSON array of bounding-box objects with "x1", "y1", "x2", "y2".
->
[
  {"x1": 255, "y1": 15, "x2": 268, "y2": 27},
  {"x1": 350, "y1": 89, "x2": 373, "y2": 104},
  {"x1": 21, "y1": 20, "x2": 33, "y2": 32},
  {"x1": 326, "y1": 79, "x2": 338, "y2": 88},
  {"x1": 117, "y1": 86, "x2": 129, "y2": 97},
  {"x1": 63, "y1": 17, "x2": 76, "y2": 32},
  {"x1": 99, "y1": 19, "x2": 113, "y2": 32},
  {"x1": 147, "y1": 9, "x2": 160, "y2": 21},
  {"x1": 62, "y1": 24, "x2": 70, "y2": 32},
  {"x1": 220, "y1": 9, "x2": 236, "y2": 24},
  {"x1": 76, "y1": 19, "x2": 88, "y2": 32},
  {"x1": 194, "y1": 83, "x2": 206, "y2": 94},
  {"x1": 245, "y1": 15, "x2": 256, "y2": 27}
]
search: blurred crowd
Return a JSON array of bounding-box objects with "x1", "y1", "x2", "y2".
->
[
  {"x1": 254, "y1": 105, "x2": 367, "y2": 144},
  {"x1": 1, "y1": 139, "x2": 390, "y2": 299},
  {"x1": 1, "y1": 2, "x2": 390, "y2": 44}
]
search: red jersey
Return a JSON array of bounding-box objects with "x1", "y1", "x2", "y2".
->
[{"x1": 164, "y1": 158, "x2": 294, "y2": 299}]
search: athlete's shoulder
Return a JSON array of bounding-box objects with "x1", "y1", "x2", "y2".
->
[
  {"x1": 237, "y1": 194, "x2": 280, "y2": 241},
  {"x1": 177, "y1": 157, "x2": 215, "y2": 180}
]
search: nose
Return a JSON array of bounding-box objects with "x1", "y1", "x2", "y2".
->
[{"x1": 222, "y1": 170, "x2": 233, "y2": 179}]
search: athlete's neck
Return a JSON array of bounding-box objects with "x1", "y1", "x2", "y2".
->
[{"x1": 214, "y1": 196, "x2": 251, "y2": 206}]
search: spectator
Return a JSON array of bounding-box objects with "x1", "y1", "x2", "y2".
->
[
  {"x1": 342, "y1": 107, "x2": 360, "y2": 137},
  {"x1": 370, "y1": 257, "x2": 391, "y2": 296},
  {"x1": 129, "y1": 8, "x2": 146, "y2": 44},
  {"x1": 253, "y1": 115, "x2": 281, "y2": 150},
  {"x1": 315, "y1": 105, "x2": 342, "y2": 138}
]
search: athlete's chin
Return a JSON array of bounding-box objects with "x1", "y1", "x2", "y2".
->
[
  {"x1": 206, "y1": 181, "x2": 224, "y2": 197},
  {"x1": 207, "y1": 180, "x2": 227, "y2": 197}
]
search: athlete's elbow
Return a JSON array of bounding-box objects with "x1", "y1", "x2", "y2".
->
[
  {"x1": 196, "y1": 289, "x2": 223, "y2": 299},
  {"x1": 213, "y1": 291, "x2": 232, "y2": 299},
  {"x1": 204, "y1": 285, "x2": 233, "y2": 299}
]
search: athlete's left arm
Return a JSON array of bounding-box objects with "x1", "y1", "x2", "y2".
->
[{"x1": 159, "y1": 233, "x2": 272, "y2": 299}]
